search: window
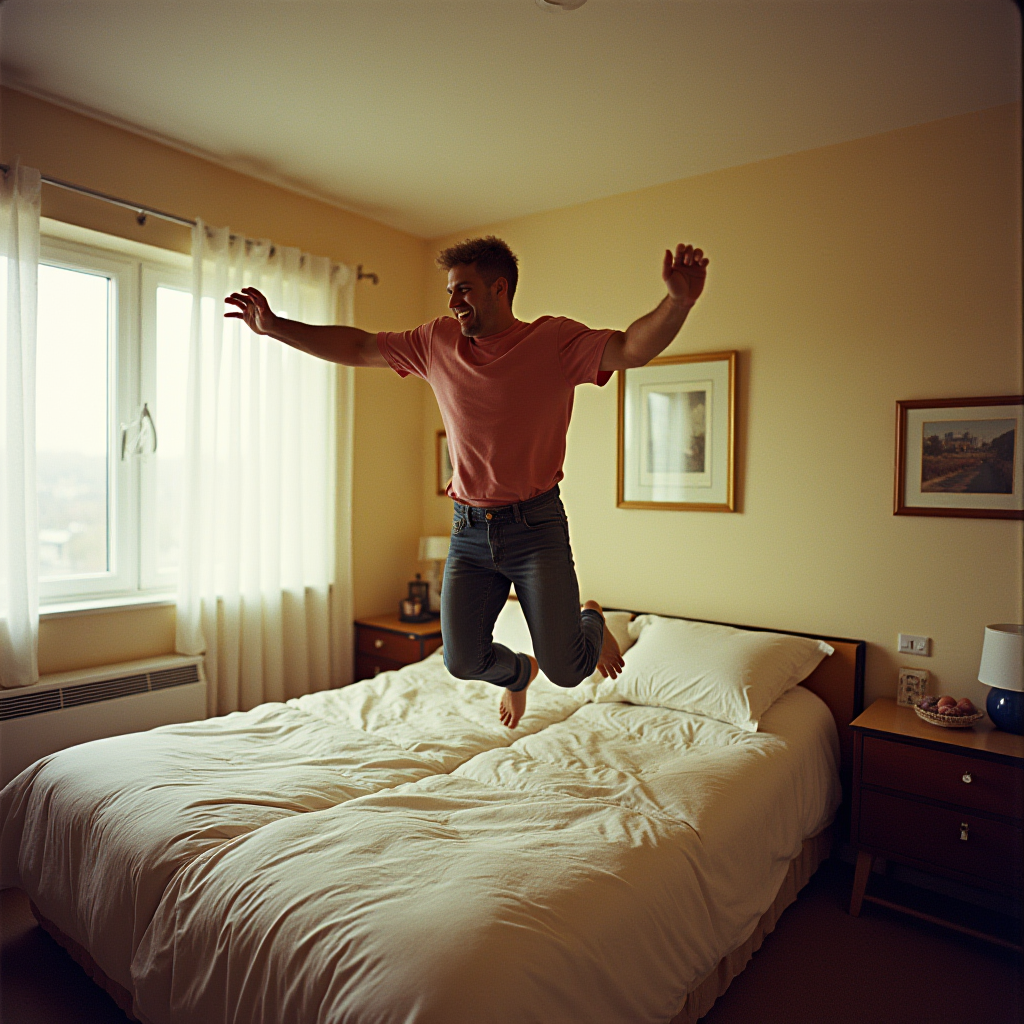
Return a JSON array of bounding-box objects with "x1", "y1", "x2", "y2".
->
[{"x1": 37, "y1": 223, "x2": 191, "y2": 605}]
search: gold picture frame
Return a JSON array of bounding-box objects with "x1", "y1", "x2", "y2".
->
[{"x1": 617, "y1": 351, "x2": 736, "y2": 512}]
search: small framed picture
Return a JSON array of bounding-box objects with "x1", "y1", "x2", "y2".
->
[
  {"x1": 617, "y1": 351, "x2": 736, "y2": 511},
  {"x1": 895, "y1": 396, "x2": 1023, "y2": 519},
  {"x1": 897, "y1": 668, "x2": 929, "y2": 707},
  {"x1": 436, "y1": 430, "x2": 453, "y2": 496}
]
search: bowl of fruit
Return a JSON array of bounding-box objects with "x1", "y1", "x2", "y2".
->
[{"x1": 914, "y1": 695, "x2": 985, "y2": 728}]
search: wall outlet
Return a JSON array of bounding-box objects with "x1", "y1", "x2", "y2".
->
[
  {"x1": 898, "y1": 634, "x2": 931, "y2": 656},
  {"x1": 898, "y1": 668, "x2": 930, "y2": 706}
]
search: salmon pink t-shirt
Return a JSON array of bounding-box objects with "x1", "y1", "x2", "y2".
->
[{"x1": 377, "y1": 316, "x2": 616, "y2": 506}]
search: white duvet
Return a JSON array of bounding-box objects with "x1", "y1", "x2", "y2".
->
[{"x1": 1, "y1": 651, "x2": 839, "y2": 1024}]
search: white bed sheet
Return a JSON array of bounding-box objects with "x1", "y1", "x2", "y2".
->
[
  {"x1": 128, "y1": 685, "x2": 840, "y2": 1024},
  {"x1": 0, "y1": 652, "x2": 586, "y2": 995}
]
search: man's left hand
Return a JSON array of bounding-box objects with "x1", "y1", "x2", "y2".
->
[{"x1": 663, "y1": 243, "x2": 709, "y2": 307}]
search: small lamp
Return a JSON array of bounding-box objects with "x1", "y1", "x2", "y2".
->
[
  {"x1": 979, "y1": 624, "x2": 1023, "y2": 734},
  {"x1": 418, "y1": 535, "x2": 450, "y2": 615}
]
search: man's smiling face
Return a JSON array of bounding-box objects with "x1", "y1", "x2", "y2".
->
[{"x1": 446, "y1": 263, "x2": 506, "y2": 338}]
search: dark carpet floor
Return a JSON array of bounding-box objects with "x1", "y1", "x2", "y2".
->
[{"x1": 1, "y1": 859, "x2": 1020, "y2": 1024}]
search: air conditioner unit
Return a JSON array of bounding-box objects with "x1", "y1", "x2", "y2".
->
[{"x1": 0, "y1": 654, "x2": 207, "y2": 789}]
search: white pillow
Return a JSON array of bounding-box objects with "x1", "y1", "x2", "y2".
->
[
  {"x1": 490, "y1": 600, "x2": 636, "y2": 680},
  {"x1": 589, "y1": 614, "x2": 833, "y2": 732}
]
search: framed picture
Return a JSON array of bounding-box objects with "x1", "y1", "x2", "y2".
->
[
  {"x1": 436, "y1": 430, "x2": 453, "y2": 496},
  {"x1": 895, "y1": 396, "x2": 1023, "y2": 519},
  {"x1": 617, "y1": 351, "x2": 736, "y2": 511},
  {"x1": 897, "y1": 668, "x2": 929, "y2": 707}
]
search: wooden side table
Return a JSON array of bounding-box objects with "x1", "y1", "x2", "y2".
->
[
  {"x1": 849, "y1": 698, "x2": 1023, "y2": 949},
  {"x1": 354, "y1": 614, "x2": 443, "y2": 682}
]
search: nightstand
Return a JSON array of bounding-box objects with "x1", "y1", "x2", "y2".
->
[
  {"x1": 354, "y1": 614, "x2": 443, "y2": 682},
  {"x1": 849, "y1": 698, "x2": 1024, "y2": 949}
]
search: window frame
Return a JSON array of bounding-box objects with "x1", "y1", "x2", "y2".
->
[
  {"x1": 38, "y1": 222, "x2": 191, "y2": 607},
  {"x1": 139, "y1": 263, "x2": 192, "y2": 592}
]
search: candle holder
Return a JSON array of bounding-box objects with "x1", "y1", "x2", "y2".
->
[{"x1": 399, "y1": 574, "x2": 434, "y2": 623}]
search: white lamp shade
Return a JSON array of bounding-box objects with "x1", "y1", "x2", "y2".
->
[
  {"x1": 418, "y1": 535, "x2": 450, "y2": 561},
  {"x1": 978, "y1": 624, "x2": 1023, "y2": 692}
]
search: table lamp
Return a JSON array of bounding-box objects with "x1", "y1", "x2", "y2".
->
[
  {"x1": 418, "y1": 535, "x2": 450, "y2": 615},
  {"x1": 978, "y1": 623, "x2": 1023, "y2": 734}
]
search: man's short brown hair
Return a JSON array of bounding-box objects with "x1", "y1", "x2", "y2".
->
[{"x1": 436, "y1": 236, "x2": 519, "y2": 304}]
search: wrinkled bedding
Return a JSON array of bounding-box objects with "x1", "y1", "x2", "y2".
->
[
  {"x1": 0, "y1": 653, "x2": 585, "y2": 995},
  {"x1": 1, "y1": 651, "x2": 839, "y2": 1024}
]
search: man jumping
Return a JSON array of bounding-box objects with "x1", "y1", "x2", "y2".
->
[{"x1": 226, "y1": 238, "x2": 708, "y2": 728}]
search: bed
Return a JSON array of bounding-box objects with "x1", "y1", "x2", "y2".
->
[{"x1": 0, "y1": 604, "x2": 864, "y2": 1024}]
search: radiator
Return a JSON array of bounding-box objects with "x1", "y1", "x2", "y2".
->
[{"x1": 0, "y1": 654, "x2": 207, "y2": 788}]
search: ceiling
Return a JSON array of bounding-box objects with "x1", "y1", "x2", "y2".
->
[{"x1": 1, "y1": 1, "x2": 1020, "y2": 238}]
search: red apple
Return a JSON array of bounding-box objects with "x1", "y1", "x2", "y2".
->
[
  {"x1": 937, "y1": 696, "x2": 957, "y2": 709},
  {"x1": 957, "y1": 698, "x2": 976, "y2": 714}
]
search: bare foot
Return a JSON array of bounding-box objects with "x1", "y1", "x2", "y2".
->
[
  {"x1": 499, "y1": 656, "x2": 538, "y2": 729},
  {"x1": 584, "y1": 600, "x2": 624, "y2": 680}
]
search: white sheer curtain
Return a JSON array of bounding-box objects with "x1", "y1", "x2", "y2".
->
[
  {"x1": 176, "y1": 221, "x2": 354, "y2": 715},
  {"x1": 0, "y1": 165, "x2": 41, "y2": 688}
]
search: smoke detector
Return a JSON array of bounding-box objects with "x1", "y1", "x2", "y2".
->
[{"x1": 536, "y1": 0, "x2": 588, "y2": 10}]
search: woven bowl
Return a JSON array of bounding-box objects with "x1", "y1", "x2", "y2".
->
[{"x1": 914, "y1": 704, "x2": 985, "y2": 729}]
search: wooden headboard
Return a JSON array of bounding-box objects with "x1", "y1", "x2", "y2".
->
[{"x1": 607, "y1": 610, "x2": 866, "y2": 797}]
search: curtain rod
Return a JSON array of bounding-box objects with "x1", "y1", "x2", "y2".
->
[{"x1": 0, "y1": 163, "x2": 380, "y2": 284}]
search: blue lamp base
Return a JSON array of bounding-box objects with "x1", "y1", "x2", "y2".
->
[{"x1": 986, "y1": 687, "x2": 1024, "y2": 735}]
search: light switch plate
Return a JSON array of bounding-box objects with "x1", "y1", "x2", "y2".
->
[{"x1": 898, "y1": 634, "x2": 931, "y2": 656}]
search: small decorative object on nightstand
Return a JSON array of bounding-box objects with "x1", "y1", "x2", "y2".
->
[
  {"x1": 354, "y1": 614, "x2": 443, "y2": 682},
  {"x1": 848, "y1": 698, "x2": 1024, "y2": 950},
  {"x1": 979, "y1": 623, "x2": 1023, "y2": 735},
  {"x1": 897, "y1": 668, "x2": 928, "y2": 707},
  {"x1": 399, "y1": 574, "x2": 433, "y2": 623},
  {"x1": 418, "y1": 535, "x2": 450, "y2": 614}
]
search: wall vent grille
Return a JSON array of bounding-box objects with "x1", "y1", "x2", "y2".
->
[{"x1": 0, "y1": 663, "x2": 202, "y2": 721}]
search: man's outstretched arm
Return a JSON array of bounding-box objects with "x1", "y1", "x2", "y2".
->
[
  {"x1": 224, "y1": 287, "x2": 389, "y2": 367},
  {"x1": 599, "y1": 243, "x2": 709, "y2": 372}
]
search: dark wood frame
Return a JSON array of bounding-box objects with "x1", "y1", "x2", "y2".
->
[
  {"x1": 617, "y1": 351, "x2": 737, "y2": 512},
  {"x1": 435, "y1": 429, "x2": 452, "y2": 496},
  {"x1": 894, "y1": 395, "x2": 1023, "y2": 519}
]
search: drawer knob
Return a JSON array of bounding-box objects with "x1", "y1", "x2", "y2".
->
[
  {"x1": 373, "y1": 665, "x2": 382, "y2": 676},
  {"x1": 962, "y1": 772, "x2": 972, "y2": 784},
  {"x1": 374, "y1": 638, "x2": 385, "y2": 649},
  {"x1": 960, "y1": 822, "x2": 969, "y2": 841}
]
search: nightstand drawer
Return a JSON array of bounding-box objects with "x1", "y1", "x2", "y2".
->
[
  {"x1": 862, "y1": 735, "x2": 1023, "y2": 820},
  {"x1": 355, "y1": 653, "x2": 406, "y2": 681},
  {"x1": 357, "y1": 628, "x2": 424, "y2": 664},
  {"x1": 859, "y1": 788, "x2": 1023, "y2": 889}
]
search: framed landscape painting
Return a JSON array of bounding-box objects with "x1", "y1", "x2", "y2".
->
[
  {"x1": 895, "y1": 396, "x2": 1024, "y2": 519},
  {"x1": 617, "y1": 351, "x2": 736, "y2": 512}
]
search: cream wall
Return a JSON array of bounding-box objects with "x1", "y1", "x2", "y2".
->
[
  {"x1": 2, "y1": 88, "x2": 431, "y2": 676},
  {"x1": 422, "y1": 103, "x2": 1023, "y2": 709}
]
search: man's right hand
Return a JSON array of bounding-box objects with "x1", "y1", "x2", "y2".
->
[
  {"x1": 224, "y1": 287, "x2": 278, "y2": 336},
  {"x1": 222, "y1": 286, "x2": 384, "y2": 367}
]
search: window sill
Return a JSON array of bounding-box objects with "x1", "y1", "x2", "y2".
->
[{"x1": 40, "y1": 593, "x2": 177, "y2": 620}]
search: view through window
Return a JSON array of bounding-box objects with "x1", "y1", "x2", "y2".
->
[
  {"x1": 37, "y1": 230, "x2": 191, "y2": 603},
  {"x1": 37, "y1": 263, "x2": 110, "y2": 579}
]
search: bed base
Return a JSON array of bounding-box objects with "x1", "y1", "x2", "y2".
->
[
  {"x1": 670, "y1": 826, "x2": 833, "y2": 1023},
  {"x1": 30, "y1": 901, "x2": 148, "y2": 1023},
  {"x1": 30, "y1": 828, "x2": 832, "y2": 1024}
]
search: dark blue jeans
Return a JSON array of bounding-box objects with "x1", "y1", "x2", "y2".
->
[{"x1": 441, "y1": 485, "x2": 604, "y2": 692}]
